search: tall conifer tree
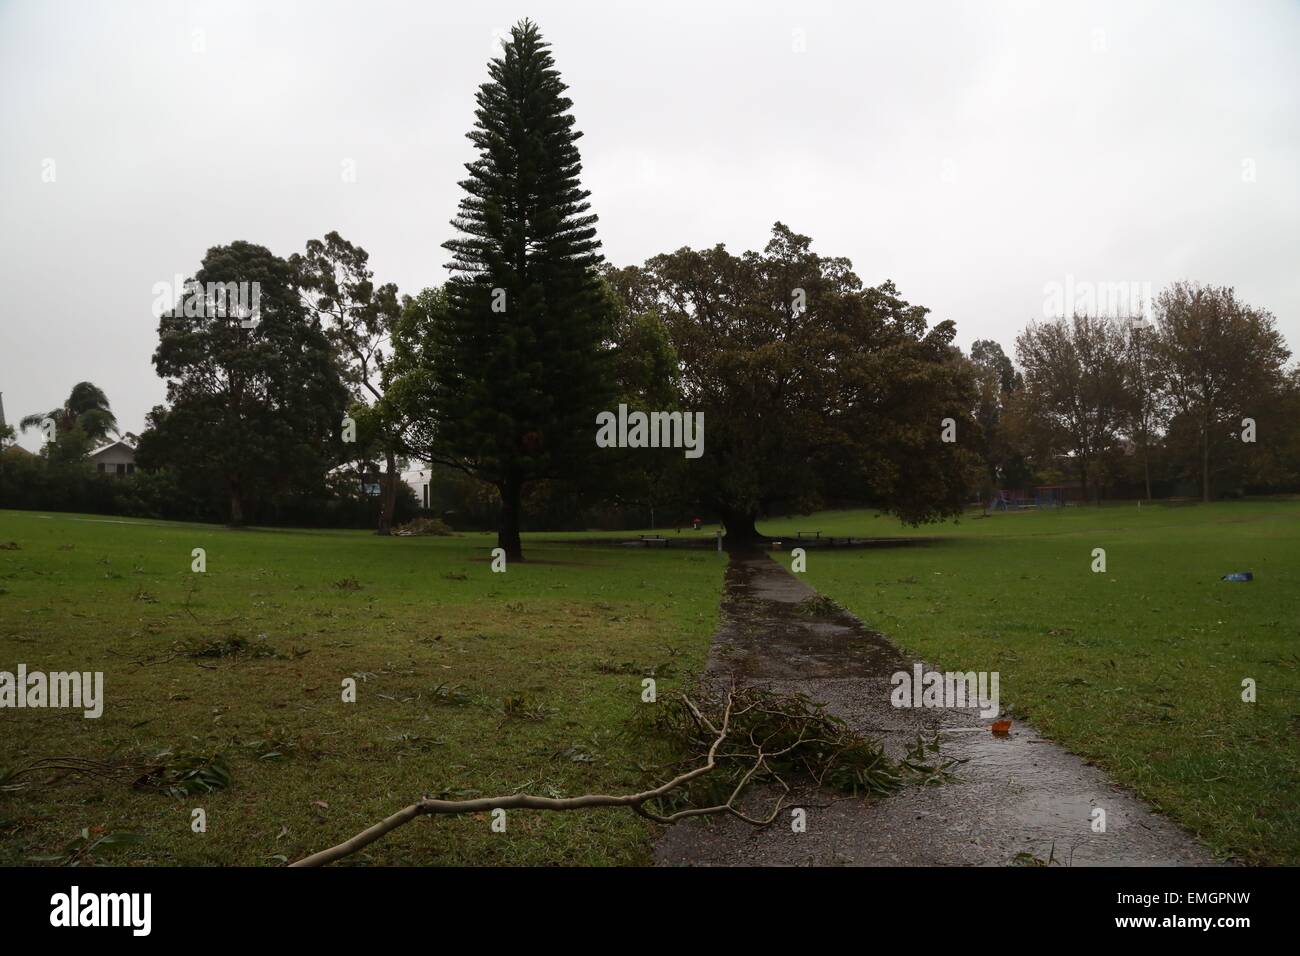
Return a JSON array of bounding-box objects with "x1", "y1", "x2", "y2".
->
[{"x1": 433, "y1": 19, "x2": 613, "y2": 560}]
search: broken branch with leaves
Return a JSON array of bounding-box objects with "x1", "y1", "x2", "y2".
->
[{"x1": 291, "y1": 685, "x2": 956, "y2": 867}]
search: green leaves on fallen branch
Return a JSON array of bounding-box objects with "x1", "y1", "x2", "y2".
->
[
  {"x1": 638, "y1": 686, "x2": 925, "y2": 815},
  {"x1": 291, "y1": 684, "x2": 962, "y2": 866},
  {"x1": 136, "y1": 751, "x2": 232, "y2": 797}
]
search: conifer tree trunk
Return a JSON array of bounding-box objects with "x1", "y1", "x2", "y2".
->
[{"x1": 498, "y1": 474, "x2": 524, "y2": 561}]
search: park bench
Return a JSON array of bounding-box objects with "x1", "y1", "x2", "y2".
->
[
  {"x1": 796, "y1": 531, "x2": 821, "y2": 540},
  {"x1": 639, "y1": 535, "x2": 668, "y2": 548}
]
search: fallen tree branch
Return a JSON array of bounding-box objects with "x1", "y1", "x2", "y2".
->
[
  {"x1": 290, "y1": 685, "x2": 954, "y2": 867},
  {"x1": 292, "y1": 692, "x2": 737, "y2": 867}
]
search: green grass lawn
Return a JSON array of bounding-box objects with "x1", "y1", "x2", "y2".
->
[
  {"x1": 0, "y1": 511, "x2": 723, "y2": 866},
  {"x1": 772, "y1": 501, "x2": 1300, "y2": 865},
  {"x1": 3, "y1": 501, "x2": 1296, "y2": 866}
]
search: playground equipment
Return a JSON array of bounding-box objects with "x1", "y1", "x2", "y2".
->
[
  {"x1": 1034, "y1": 485, "x2": 1067, "y2": 508},
  {"x1": 988, "y1": 490, "x2": 1027, "y2": 511},
  {"x1": 988, "y1": 486, "x2": 1069, "y2": 511}
]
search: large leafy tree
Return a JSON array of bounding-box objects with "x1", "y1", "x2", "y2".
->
[
  {"x1": 1015, "y1": 315, "x2": 1130, "y2": 502},
  {"x1": 387, "y1": 285, "x2": 448, "y2": 498},
  {"x1": 1153, "y1": 282, "x2": 1289, "y2": 501},
  {"x1": 967, "y1": 339, "x2": 1030, "y2": 493},
  {"x1": 140, "y1": 241, "x2": 348, "y2": 525},
  {"x1": 420, "y1": 19, "x2": 615, "y2": 559},
  {"x1": 1243, "y1": 366, "x2": 1300, "y2": 493},
  {"x1": 628, "y1": 223, "x2": 979, "y2": 544},
  {"x1": 1120, "y1": 317, "x2": 1164, "y2": 501},
  {"x1": 970, "y1": 339, "x2": 1022, "y2": 395},
  {"x1": 593, "y1": 270, "x2": 687, "y2": 528},
  {"x1": 292, "y1": 232, "x2": 406, "y2": 534}
]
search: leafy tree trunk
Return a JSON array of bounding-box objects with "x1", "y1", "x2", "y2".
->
[
  {"x1": 377, "y1": 447, "x2": 398, "y2": 535},
  {"x1": 1141, "y1": 429, "x2": 1152, "y2": 501},
  {"x1": 228, "y1": 484, "x2": 244, "y2": 527},
  {"x1": 498, "y1": 474, "x2": 524, "y2": 561},
  {"x1": 1202, "y1": 425, "x2": 1211, "y2": 502},
  {"x1": 719, "y1": 507, "x2": 762, "y2": 548}
]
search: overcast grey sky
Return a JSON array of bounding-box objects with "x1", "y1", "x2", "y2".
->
[{"x1": 1, "y1": 0, "x2": 1297, "y2": 450}]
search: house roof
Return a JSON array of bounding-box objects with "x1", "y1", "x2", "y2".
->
[{"x1": 87, "y1": 439, "x2": 137, "y2": 459}]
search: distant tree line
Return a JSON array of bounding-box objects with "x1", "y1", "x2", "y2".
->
[
  {"x1": 0, "y1": 376, "x2": 421, "y2": 527},
  {"x1": 969, "y1": 283, "x2": 1295, "y2": 504},
  {"x1": 4, "y1": 20, "x2": 1297, "y2": 548}
]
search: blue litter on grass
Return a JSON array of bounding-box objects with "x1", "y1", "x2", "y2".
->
[{"x1": 1221, "y1": 572, "x2": 1254, "y2": 582}]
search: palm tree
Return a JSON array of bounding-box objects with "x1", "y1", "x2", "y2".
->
[{"x1": 20, "y1": 381, "x2": 119, "y2": 445}]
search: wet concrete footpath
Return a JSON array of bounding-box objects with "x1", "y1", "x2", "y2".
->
[{"x1": 656, "y1": 552, "x2": 1222, "y2": 866}]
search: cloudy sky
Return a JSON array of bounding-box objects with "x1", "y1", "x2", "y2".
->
[{"x1": 1, "y1": 0, "x2": 1297, "y2": 450}]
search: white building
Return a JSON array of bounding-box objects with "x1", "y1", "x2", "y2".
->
[
  {"x1": 402, "y1": 467, "x2": 432, "y2": 510},
  {"x1": 88, "y1": 439, "x2": 137, "y2": 475}
]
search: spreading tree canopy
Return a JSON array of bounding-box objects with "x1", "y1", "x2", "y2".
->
[
  {"x1": 413, "y1": 18, "x2": 615, "y2": 559},
  {"x1": 1153, "y1": 282, "x2": 1289, "y2": 501},
  {"x1": 1014, "y1": 315, "x2": 1131, "y2": 503},
  {"x1": 616, "y1": 223, "x2": 980, "y2": 544}
]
